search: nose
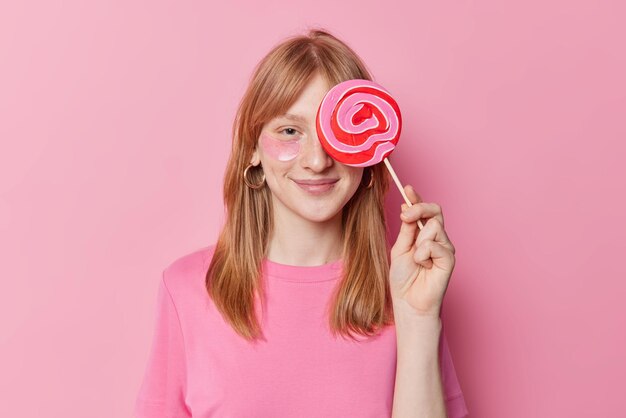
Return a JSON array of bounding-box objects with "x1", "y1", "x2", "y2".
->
[{"x1": 299, "y1": 131, "x2": 334, "y2": 172}]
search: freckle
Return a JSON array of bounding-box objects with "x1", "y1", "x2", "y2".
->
[{"x1": 259, "y1": 132, "x2": 300, "y2": 162}]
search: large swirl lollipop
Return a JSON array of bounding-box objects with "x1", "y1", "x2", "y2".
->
[{"x1": 316, "y1": 79, "x2": 424, "y2": 229}]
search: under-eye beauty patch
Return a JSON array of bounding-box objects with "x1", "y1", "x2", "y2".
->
[{"x1": 259, "y1": 132, "x2": 301, "y2": 162}]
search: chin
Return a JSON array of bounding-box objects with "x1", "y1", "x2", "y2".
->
[{"x1": 298, "y1": 207, "x2": 342, "y2": 223}]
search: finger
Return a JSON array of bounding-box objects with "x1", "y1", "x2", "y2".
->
[
  {"x1": 394, "y1": 185, "x2": 426, "y2": 259},
  {"x1": 401, "y1": 201, "x2": 445, "y2": 227},
  {"x1": 405, "y1": 184, "x2": 422, "y2": 205},
  {"x1": 391, "y1": 214, "x2": 419, "y2": 260},
  {"x1": 414, "y1": 240, "x2": 455, "y2": 272},
  {"x1": 415, "y1": 217, "x2": 455, "y2": 254}
]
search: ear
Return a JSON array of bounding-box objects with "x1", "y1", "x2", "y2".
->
[{"x1": 250, "y1": 148, "x2": 261, "y2": 166}]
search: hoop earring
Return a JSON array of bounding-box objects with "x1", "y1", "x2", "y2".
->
[
  {"x1": 366, "y1": 168, "x2": 375, "y2": 189},
  {"x1": 243, "y1": 163, "x2": 266, "y2": 189}
]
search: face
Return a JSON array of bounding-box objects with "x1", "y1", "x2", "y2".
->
[{"x1": 250, "y1": 73, "x2": 364, "y2": 224}]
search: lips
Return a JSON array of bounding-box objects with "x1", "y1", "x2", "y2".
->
[
  {"x1": 293, "y1": 178, "x2": 339, "y2": 186},
  {"x1": 292, "y1": 178, "x2": 339, "y2": 195}
]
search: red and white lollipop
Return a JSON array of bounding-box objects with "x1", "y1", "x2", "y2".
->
[{"x1": 316, "y1": 79, "x2": 423, "y2": 229}]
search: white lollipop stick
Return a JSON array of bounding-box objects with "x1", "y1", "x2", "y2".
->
[{"x1": 383, "y1": 157, "x2": 424, "y2": 230}]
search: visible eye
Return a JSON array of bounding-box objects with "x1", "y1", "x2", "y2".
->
[{"x1": 279, "y1": 127, "x2": 300, "y2": 137}]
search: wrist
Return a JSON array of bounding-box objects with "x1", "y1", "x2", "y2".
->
[
  {"x1": 393, "y1": 299, "x2": 441, "y2": 323},
  {"x1": 394, "y1": 315, "x2": 442, "y2": 362},
  {"x1": 394, "y1": 313, "x2": 442, "y2": 333}
]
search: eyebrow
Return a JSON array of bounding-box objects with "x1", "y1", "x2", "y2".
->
[{"x1": 275, "y1": 113, "x2": 308, "y2": 123}]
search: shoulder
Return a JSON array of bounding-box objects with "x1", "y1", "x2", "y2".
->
[{"x1": 162, "y1": 244, "x2": 217, "y2": 295}]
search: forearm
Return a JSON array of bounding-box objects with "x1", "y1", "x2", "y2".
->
[{"x1": 391, "y1": 314, "x2": 447, "y2": 418}]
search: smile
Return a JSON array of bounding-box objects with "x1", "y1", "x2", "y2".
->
[{"x1": 292, "y1": 179, "x2": 339, "y2": 195}]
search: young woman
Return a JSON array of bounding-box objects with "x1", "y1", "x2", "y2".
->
[{"x1": 135, "y1": 28, "x2": 469, "y2": 418}]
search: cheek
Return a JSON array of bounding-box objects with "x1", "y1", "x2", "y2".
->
[
  {"x1": 259, "y1": 132, "x2": 300, "y2": 162},
  {"x1": 347, "y1": 170, "x2": 365, "y2": 192}
]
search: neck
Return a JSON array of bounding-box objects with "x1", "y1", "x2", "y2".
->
[{"x1": 266, "y1": 200, "x2": 343, "y2": 267}]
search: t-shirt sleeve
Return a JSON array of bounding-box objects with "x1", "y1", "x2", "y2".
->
[
  {"x1": 440, "y1": 325, "x2": 469, "y2": 418},
  {"x1": 134, "y1": 268, "x2": 191, "y2": 418}
]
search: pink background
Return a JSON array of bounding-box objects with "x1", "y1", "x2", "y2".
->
[{"x1": 1, "y1": 1, "x2": 624, "y2": 417}]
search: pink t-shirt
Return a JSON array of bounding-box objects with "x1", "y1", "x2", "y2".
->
[{"x1": 134, "y1": 245, "x2": 469, "y2": 417}]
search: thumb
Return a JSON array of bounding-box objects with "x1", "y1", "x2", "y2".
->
[
  {"x1": 390, "y1": 185, "x2": 421, "y2": 259},
  {"x1": 391, "y1": 206, "x2": 418, "y2": 259}
]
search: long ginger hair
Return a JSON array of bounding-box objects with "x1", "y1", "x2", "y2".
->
[{"x1": 206, "y1": 28, "x2": 395, "y2": 342}]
